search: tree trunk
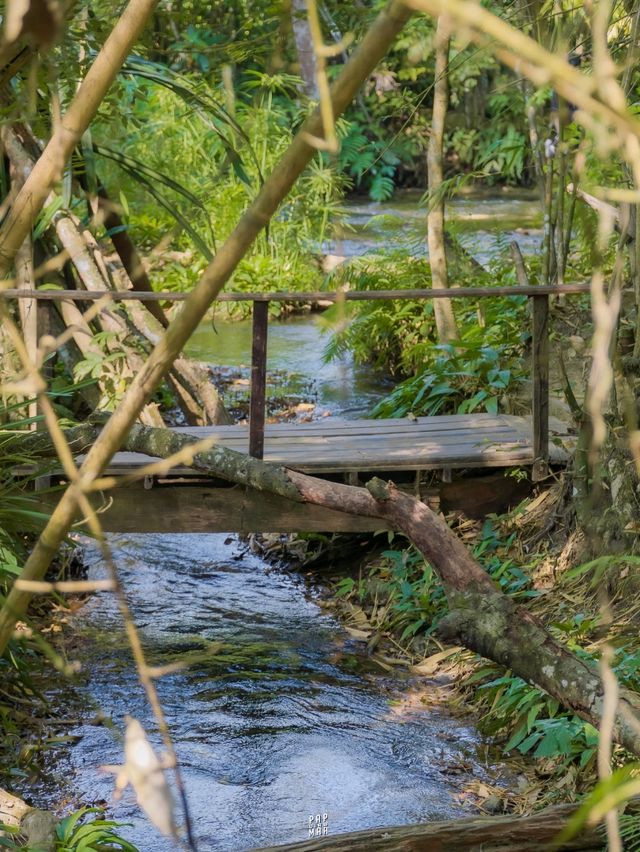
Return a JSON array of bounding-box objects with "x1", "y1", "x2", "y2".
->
[
  {"x1": 90, "y1": 183, "x2": 169, "y2": 329},
  {"x1": 291, "y1": 0, "x2": 319, "y2": 99},
  {"x1": 427, "y1": 17, "x2": 458, "y2": 343},
  {"x1": 0, "y1": 0, "x2": 413, "y2": 656},
  {"x1": 15, "y1": 421, "x2": 640, "y2": 757},
  {"x1": 252, "y1": 803, "x2": 604, "y2": 851}
]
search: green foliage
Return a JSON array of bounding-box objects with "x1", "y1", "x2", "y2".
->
[
  {"x1": 472, "y1": 667, "x2": 599, "y2": 767},
  {"x1": 331, "y1": 542, "x2": 446, "y2": 643},
  {"x1": 0, "y1": 808, "x2": 137, "y2": 851},
  {"x1": 554, "y1": 765, "x2": 640, "y2": 849},
  {"x1": 0, "y1": 405, "x2": 78, "y2": 786},
  {"x1": 321, "y1": 255, "x2": 437, "y2": 375},
  {"x1": 93, "y1": 67, "x2": 346, "y2": 309},
  {"x1": 0, "y1": 416, "x2": 55, "y2": 589},
  {"x1": 322, "y1": 253, "x2": 527, "y2": 418},
  {"x1": 619, "y1": 812, "x2": 640, "y2": 852},
  {"x1": 374, "y1": 306, "x2": 524, "y2": 417},
  {"x1": 472, "y1": 519, "x2": 539, "y2": 599},
  {"x1": 334, "y1": 119, "x2": 404, "y2": 202},
  {"x1": 371, "y1": 336, "x2": 523, "y2": 418},
  {"x1": 55, "y1": 807, "x2": 136, "y2": 852}
]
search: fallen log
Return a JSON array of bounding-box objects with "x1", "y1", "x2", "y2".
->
[
  {"x1": 11, "y1": 421, "x2": 640, "y2": 757},
  {"x1": 249, "y1": 803, "x2": 603, "y2": 851}
]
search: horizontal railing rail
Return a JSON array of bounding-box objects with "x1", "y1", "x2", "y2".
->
[
  {"x1": 2, "y1": 283, "x2": 593, "y2": 479},
  {"x1": 0, "y1": 283, "x2": 592, "y2": 302}
]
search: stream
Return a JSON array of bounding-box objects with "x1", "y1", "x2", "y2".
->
[
  {"x1": 67, "y1": 535, "x2": 494, "y2": 851},
  {"x1": 55, "y1": 192, "x2": 539, "y2": 850}
]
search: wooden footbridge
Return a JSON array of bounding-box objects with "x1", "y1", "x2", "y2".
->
[{"x1": 6, "y1": 281, "x2": 587, "y2": 532}]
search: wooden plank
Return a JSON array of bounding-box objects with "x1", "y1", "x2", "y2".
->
[
  {"x1": 175, "y1": 412, "x2": 527, "y2": 429},
  {"x1": 41, "y1": 484, "x2": 390, "y2": 534},
  {"x1": 249, "y1": 300, "x2": 268, "y2": 459},
  {"x1": 99, "y1": 444, "x2": 536, "y2": 476},
  {"x1": 63, "y1": 412, "x2": 571, "y2": 479},
  {"x1": 168, "y1": 431, "x2": 524, "y2": 452},
  {"x1": 99, "y1": 431, "x2": 530, "y2": 461},
  {"x1": 172, "y1": 414, "x2": 531, "y2": 438},
  {"x1": 532, "y1": 293, "x2": 550, "y2": 480}
]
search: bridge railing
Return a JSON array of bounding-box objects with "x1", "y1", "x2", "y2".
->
[{"x1": 1, "y1": 282, "x2": 592, "y2": 480}]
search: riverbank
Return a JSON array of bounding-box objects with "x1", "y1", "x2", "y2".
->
[{"x1": 275, "y1": 470, "x2": 640, "y2": 819}]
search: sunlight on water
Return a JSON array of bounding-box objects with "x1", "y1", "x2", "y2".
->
[{"x1": 66, "y1": 534, "x2": 490, "y2": 851}]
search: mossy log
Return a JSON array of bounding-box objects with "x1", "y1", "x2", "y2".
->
[{"x1": 250, "y1": 804, "x2": 603, "y2": 851}]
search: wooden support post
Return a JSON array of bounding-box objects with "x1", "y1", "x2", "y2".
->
[
  {"x1": 511, "y1": 243, "x2": 549, "y2": 481},
  {"x1": 249, "y1": 300, "x2": 269, "y2": 459},
  {"x1": 35, "y1": 301, "x2": 52, "y2": 491},
  {"x1": 531, "y1": 293, "x2": 550, "y2": 481}
]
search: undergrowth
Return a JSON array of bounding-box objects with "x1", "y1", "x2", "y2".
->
[
  {"x1": 1, "y1": 806, "x2": 136, "y2": 851},
  {"x1": 328, "y1": 495, "x2": 640, "y2": 807},
  {"x1": 0, "y1": 408, "x2": 91, "y2": 801},
  {"x1": 321, "y1": 254, "x2": 529, "y2": 417}
]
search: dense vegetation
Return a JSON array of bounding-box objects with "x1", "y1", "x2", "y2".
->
[{"x1": 2, "y1": 0, "x2": 640, "y2": 848}]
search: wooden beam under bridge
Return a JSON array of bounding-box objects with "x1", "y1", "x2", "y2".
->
[{"x1": 36, "y1": 471, "x2": 532, "y2": 534}]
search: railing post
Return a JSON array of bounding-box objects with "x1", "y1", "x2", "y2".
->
[
  {"x1": 531, "y1": 293, "x2": 549, "y2": 481},
  {"x1": 249, "y1": 300, "x2": 269, "y2": 459}
]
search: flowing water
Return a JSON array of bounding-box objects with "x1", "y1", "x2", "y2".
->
[
  {"x1": 326, "y1": 189, "x2": 542, "y2": 266},
  {"x1": 58, "y1": 192, "x2": 536, "y2": 849},
  {"x1": 66, "y1": 534, "x2": 493, "y2": 851}
]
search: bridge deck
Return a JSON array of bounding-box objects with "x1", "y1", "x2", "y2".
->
[{"x1": 104, "y1": 413, "x2": 568, "y2": 476}]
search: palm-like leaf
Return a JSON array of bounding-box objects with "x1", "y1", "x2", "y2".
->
[
  {"x1": 120, "y1": 55, "x2": 262, "y2": 186},
  {"x1": 93, "y1": 143, "x2": 216, "y2": 259}
]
